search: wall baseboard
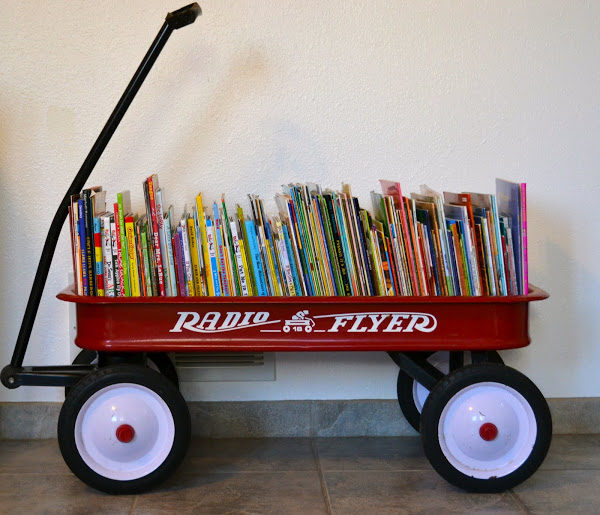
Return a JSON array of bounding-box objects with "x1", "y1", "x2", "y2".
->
[{"x1": 1, "y1": 398, "x2": 597, "y2": 439}]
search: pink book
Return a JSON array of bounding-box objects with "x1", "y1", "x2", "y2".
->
[
  {"x1": 379, "y1": 180, "x2": 420, "y2": 295},
  {"x1": 520, "y1": 183, "x2": 528, "y2": 295}
]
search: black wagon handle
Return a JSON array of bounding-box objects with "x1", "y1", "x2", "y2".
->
[
  {"x1": 166, "y1": 3, "x2": 202, "y2": 29},
  {"x1": 2, "y1": 4, "x2": 201, "y2": 384}
]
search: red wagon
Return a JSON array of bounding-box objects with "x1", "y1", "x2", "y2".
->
[{"x1": 2, "y1": 3, "x2": 552, "y2": 496}]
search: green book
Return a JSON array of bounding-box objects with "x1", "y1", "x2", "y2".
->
[{"x1": 117, "y1": 191, "x2": 131, "y2": 296}]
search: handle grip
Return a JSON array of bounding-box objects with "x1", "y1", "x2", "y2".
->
[{"x1": 166, "y1": 2, "x2": 202, "y2": 30}]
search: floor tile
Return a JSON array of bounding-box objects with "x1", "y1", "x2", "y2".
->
[
  {"x1": 183, "y1": 437, "x2": 317, "y2": 473},
  {"x1": 513, "y1": 469, "x2": 600, "y2": 513},
  {"x1": 133, "y1": 470, "x2": 328, "y2": 514},
  {"x1": 324, "y1": 470, "x2": 522, "y2": 514},
  {"x1": 316, "y1": 436, "x2": 429, "y2": 471},
  {"x1": 540, "y1": 434, "x2": 600, "y2": 470},
  {"x1": 0, "y1": 473, "x2": 135, "y2": 514},
  {"x1": 0, "y1": 438, "x2": 69, "y2": 474}
]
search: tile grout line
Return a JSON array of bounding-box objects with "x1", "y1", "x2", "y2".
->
[
  {"x1": 128, "y1": 495, "x2": 138, "y2": 515},
  {"x1": 311, "y1": 439, "x2": 334, "y2": 515},
  {"x1": 508, "y1": 489, "x2": 530, "y2": 514}
]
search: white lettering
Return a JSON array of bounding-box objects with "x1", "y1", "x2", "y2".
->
[
  {"x1": 367, "y1": 314, "x2": 389, "y2": 332},
  {"x1": 170, "y1": 312, "x2": 200, "y2": 332},
  {"x1": 200, "y1": 312, "x2": 221, "y2": 331},
  {"x1": 383, "y1": 314, "x2": 410, "y2": 332},
  {"x1": 348, "y1": 315, "x2": 368, "y2": 333},
  {"x1": 240, "y1": 312, "x2": 255, "y2": 326},
  {"x1": 406, "y1": 314, "x2": 437, "y2": 333},
  {"x1": 254, "y1": 312, "x2": 269, "y2": 323},
  {"x1": 221, "y1": 312, "x2": 241, "y2": 329},
  {"x1": 328, "y1": 315, "x2": 353, "y2": 332}
]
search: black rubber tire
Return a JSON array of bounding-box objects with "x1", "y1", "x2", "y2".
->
[
  {"x1": 65, "y1": 351, "x2": 179, "y2": 396},
  {"x1": 420, "y1": 363, "x2": 552, "y2": 493},
  {"x1": 397, "y1": 351, "x2": 503, "y2": 433},
  {"x1": 58, "y1": 364, "x2": 190, "y2": 494}
]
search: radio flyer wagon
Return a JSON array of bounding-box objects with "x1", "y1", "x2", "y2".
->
[{"x1": 1, "y1": 3, "x2": 552, "y2": 495}]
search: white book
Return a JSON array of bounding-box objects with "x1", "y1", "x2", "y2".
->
[
  {"x1": 110, "y1": 221, "x2": 120, "y2": 296},
  {"x1": 180, "y1": 216, "x2": 194, "y2": 297},
  {"x1": 102, "y1": 215, "x2": 115, "y2": 297},
  {"x1": 230, "y1": 219, "x2": 249, "y2": 296}
]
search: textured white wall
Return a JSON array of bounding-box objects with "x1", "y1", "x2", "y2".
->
[{"x1": 1, "y1": 1, "x2": 599, "y2": 402}]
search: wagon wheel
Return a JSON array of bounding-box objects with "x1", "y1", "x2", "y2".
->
[
  {"x1": 420, "y1": 363, "x2": 551, "y2": 493},
  {"x1": 65, "y1": 350, "x2": 179, "y2": 396},
  {"x1": 397, "y1": 351, "x2": 503, "y2": 433},
  {"x1": 58, "y1": 364, "x2": 191, "y2": 494}
]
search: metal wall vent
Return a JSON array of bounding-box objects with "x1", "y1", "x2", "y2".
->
[{"x1": 172, "y1": 352, "x2": 276, "y2": 382}]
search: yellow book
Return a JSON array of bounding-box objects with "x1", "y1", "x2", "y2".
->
[
  {"x1": 125, "y1": 216, "x2": 140, "y2": 297},
  {"x1": 196, "y1": 193, "x2": 214, "y2": 296},
  {"x1": 187, "y1": 217, "x2": 203, "y2": 296}
]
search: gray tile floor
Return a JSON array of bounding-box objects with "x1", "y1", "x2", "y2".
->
[{"x1": 1, "y1": 435, "x2": 599, "y2": 514}]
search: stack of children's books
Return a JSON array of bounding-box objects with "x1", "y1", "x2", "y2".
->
[{"x1": 68, "y1": 175, "x2": 528, "y2": 298}]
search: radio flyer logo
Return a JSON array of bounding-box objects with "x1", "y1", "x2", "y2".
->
[{"x1": 170, "y1": 310, "x2": 437, "y2": 334}]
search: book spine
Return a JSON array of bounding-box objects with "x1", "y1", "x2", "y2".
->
[
  {"x1": 93, "y1": 217, "x2": 104, "y2": 296},
  {"x1": 163, "y1": 211, "x2": 178, "y2": 296},
  {"x1": 196, "y1": 194, "x2": 214, "y2": 296},
  {"x1": 141, "y1": 225, "x2": 153, "y2": 296},
  {"x1": 230, "y1": 220, "x2": 250, "y2": 296},
  {"x1": 110, "y1": 219, "x2": 121, "y2": 296},
  {"x1": 125, "y1": 216, "x2": 140, "y2": 296},
  {"x1": 490, "y1": 195, "x2": 507, "y2": 295},
  {"x1": 117, "y1": 193, "x2": 131, "y2": 296},
  {"x1": 77, "y1": 200, "x2": 89, "y2": 295},
  {"x1": 179, "y1": 218, "x2": 194, "y2": 296},
  {"x1": 187, "y1": 216, "x2": 203, "y2": 296},
  {"x1": 206, "y1": 218, "x2": 222, "y2": 296},
  {"x1": 102, "y1": 215, "x2": 115, "y2": 297},
  {"x1": 135, "y1": 221, "x2": 147, "y2": 296},
  {"x1": 82, "y1": 191, "x2": 96, "y2": 294},
  {"x1": 520, "y1": 183, "x2": 528, "y2": 295},
  {"x1": 173, "y1": 229, "x2": 187, "y2": 296},
  {"x1": 245, "y1": 219, "x2": 268, "y2": 296},
  {"x1": 155, "y1": 188, "x2": 171, "y2": 296},
  {"x1": 147, "y1": 177, "x2": 166, "y2": 296},
  {"x1": 68, "y1": 201, "x2": 78, "y2": 293},
  {"x1": 212, "y1": 204, "x2": 230, "y2": 296}
]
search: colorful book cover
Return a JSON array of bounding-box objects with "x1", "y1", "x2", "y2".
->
[
  {"x1": 173, "y1": 228, "x2": 187, "y2": 296},
  {"x1": 196, "y1": 193, "x2": 213, "y2": 296},
  {"x1": 244, "y1": 219, "x2": 268, "y2": 296},
  {"x1": 444, "y1": 204, "x2": 480, "y2": 295},
  {"x1": 496, "y1": 179, "x2": 523, "y2": 295},
  {"x1": 116, "y1": 191, "x2": 131, "y2": 296},
  {"x1": 134, "y1": 219, "x2": 147, "y2": 296},
  {"x1": 520, "y1": 183, "x2": 528, "y2": 295},
  {"x1": 110, "y1": 219, "x2": 121, "y2": 296},
  {"x1": 163, "y1": 207, "x2": 178, "y2": 296},
  {"x1": 125, "y1": 215, "x2": 140, "y2": 296},
  {"x1": 230, "y1": 218, "x2": 250, "y2": 296},
  {"x1": 205, "y1": 217, "x2": 222, "y2": 296},
  {"x1": 212, "y1": 203, "x2": 230, "y2": 296},
  {"x1": 102, "y1": 215, "x2": 115, "y2": 297},
  {"x1": 179, "y1": 216, "x2": 195, "y2": 296},
  {"x1": 93, "y1": 217, "x2": 104, "y2": 296},
  {"x1": 77, "y1": 200, "x2": 89, "y2": 295},
  {"x1": 187, "y1": 216, "x2": 203, "y2": 296},
  {"x1": 147, "y1": 175, "x2": 166, "y2": 296},
  {"x1": 81, "y1": 190, "x2": 96, "y2": 295},
  {"x1": 140, "y1": 220, "x2": 153, "y2": 296},
  {"x1": 155, "y1": 188, "x2": 171, "y2": 296}
]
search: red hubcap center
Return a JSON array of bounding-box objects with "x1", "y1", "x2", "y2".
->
[
  {"x1": 116, "y1": 424, "x2": 135, "y2": 443},
  {"x1": 479, "y1": 422, "x2": 498, "y2": 441}
]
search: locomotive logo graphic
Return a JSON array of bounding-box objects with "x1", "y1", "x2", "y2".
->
[{"x1": 170, "y1": 309, "x2": 437, "y2": 334}]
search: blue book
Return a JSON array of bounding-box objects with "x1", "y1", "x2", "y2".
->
[
  {"x1": 205, "y1": 218, "x2": 222, "y2": 297},
  {"x1": 244, "y1": 219, "x2": 268, "y2": 296},
  {"x1": 78, "y1": 200, "x2": 89, "y2": 295},
  {"x1": 495, "y1": 179, "x2": 522, "y2": 295},
  {"x1": 282, "y1": 224, "x2": 302, "y2": 295}
]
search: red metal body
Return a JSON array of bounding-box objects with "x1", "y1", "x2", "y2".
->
[{"x1": 58, "y1": 285, "x2": 548, "y2": 353}]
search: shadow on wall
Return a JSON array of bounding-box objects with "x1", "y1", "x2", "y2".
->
[{"x1": 503, "y1": 200, "x2": 598, "y2": 394}]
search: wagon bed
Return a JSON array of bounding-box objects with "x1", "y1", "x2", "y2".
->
[{"x1": 58, "y1": 285, "x2": 549, "y2": 353}]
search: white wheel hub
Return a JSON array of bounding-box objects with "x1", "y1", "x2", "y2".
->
[
  {"x1": 438, "y1": 382, "x2": 537, "y2": 479},
  {"x1": 74, "y1": 383, "x2": 175, "y2": 481}
]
